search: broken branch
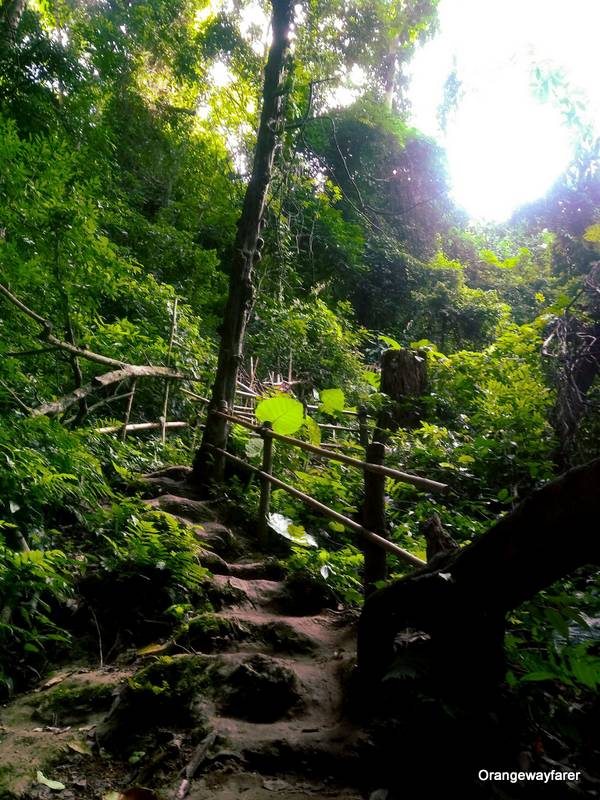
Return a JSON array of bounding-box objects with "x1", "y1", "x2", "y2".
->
[{"x1": 31, "y1": 366, "x2": 186, "y2": 418}]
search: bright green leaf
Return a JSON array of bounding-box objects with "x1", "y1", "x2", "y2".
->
[
  {"x1": 255, "y1": 395, "x2": 304, "y2": 435},
  {"x1": 319, "y1": 388, "x2": 345, "y2": 415},
  {"x1": 36, "y1": 771, "x2": 66, "y2": 791}
]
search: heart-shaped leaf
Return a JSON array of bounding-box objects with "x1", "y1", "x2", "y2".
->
[{"x1": 255, "y1": 395, "x2": 304, "y2": 435}]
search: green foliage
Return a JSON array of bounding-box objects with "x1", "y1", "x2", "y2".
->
[
  {"x1": 255, "y1": 394, "x2": 305, "y2": 435},
  {"x1": 0, "y1": 546, "x2": 71, "y2": 696},
  {"x1": 287, "y1": 545, "x2": 364, "y2": 607},
  {"x1": 506, "y1": 579, "x2": 600, "y2": 693},
  {"x1": 0, "y1": 417, "x2": 111, "y2": 544},
  {"x1": 249, "y1": 297, "x2": 366, "y2": 392},
  {"x1": 99, "y1": 508, "x2": 208, "y2": 591},
  {"x1": 380, "y1": 321, "x2": 555, "y2": 558},
  {"x1": 1, "y1": 0, "x2": 600, "y2": 766},
  {"x1": 319, "y1": 388, "x2": 345, "y2": 415}
]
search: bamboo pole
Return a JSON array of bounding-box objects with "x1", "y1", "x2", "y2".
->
[
  {"x1": 161, "y1": 298, "x2": 178, "y2": 443},
  {"x1": 208, "y1": 445, "x2": 425, "y2": 568},
  {"x1": 121, "y1": 379, "x2": 137, "y2": 441},
  {"x1": 97, "y1": 421, "x2": 191, "y2": 434},
  {"x1": 257, "y1": 422, "x2": 273, "y2": 546},
  {"x1": 358, "y1": 406, "x2": 370, "y2": 449},
  {"x1": 362, "y1": 441, "x2": 388, "y2": 595},
  {"x1": 212, "y1": 410, "x2": 447, "y2": 492},
  {"x1": 180, "y1": 388, "x2": 211, "y2": 403}
]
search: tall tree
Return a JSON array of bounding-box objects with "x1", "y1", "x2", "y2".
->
[
  {"x1": 191, "y1": 0, "x2": 295, "y2": 486},
  {"x1": 0, "y1": 0, "x2": 25, "y2": 47}
]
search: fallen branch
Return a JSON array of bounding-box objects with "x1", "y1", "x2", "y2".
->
[
  {"x1": 31, "y1": 366, "x2": 185, "y2": 418},
  {"x1": 95, "y1": 421, "x2": 190, "y2": 434},
  {"x1": 0, "y1": 282, "x2": 194, "y2": 377}
]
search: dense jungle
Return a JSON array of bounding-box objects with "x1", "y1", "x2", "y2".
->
[{"x1": 1, "y1": 0, "x2": 600, "y2": 798}]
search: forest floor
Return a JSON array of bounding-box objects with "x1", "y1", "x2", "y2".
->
[{"x1": 0, "y1": 468, "x2": 374, "y2": 800}]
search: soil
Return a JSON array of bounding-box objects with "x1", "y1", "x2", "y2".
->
[{"x1": 0, "y1": 469, "x2": 369, "y2": 800}]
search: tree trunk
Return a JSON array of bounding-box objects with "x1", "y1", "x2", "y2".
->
[
  {"x1": 357, "y1": 458, "x2": 600, "y2": 697},
  {"x1": 375, "y1": 348, "x2": 427, "y2": 441},
  {"x1": 191, "y1": 0, "x2": 294, "y2": 488},
  {"x1": 0, "y1": 0, "x2": 26, "y2": 46},
  {"x1": 382, "y1": 33, "x2": 400, "y2": 110},
  {"x1": 548, "y1": 316, "x2": 600, "y2": 465},
  {"x1": 361, "y1": 441, "x2": 388, "y2": 596}
]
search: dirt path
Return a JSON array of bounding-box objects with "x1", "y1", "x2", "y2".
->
[{"x1": 0, "y1": 469, "x2": 370, "y2": 800}]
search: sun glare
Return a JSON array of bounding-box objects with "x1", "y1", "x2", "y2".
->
[{"x1": 408, "y1": 0, "x2": 600, "y2": 221}]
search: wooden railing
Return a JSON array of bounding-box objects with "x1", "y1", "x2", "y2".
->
[
  {"x1": 91, "y1": 373, "x2": 447, "y2": 592},
  {"x1": 203, "y1": 403, "x2": 448, "y2": 591}
]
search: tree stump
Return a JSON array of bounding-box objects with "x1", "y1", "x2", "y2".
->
[{"x1": 376, "y1": 348, "x2": 427, "y2": 440}]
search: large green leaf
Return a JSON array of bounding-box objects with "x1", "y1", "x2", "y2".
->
[
  {"x1": 255, "y1": 395, "x2": 304, "y2": 435},
  {"x1": 584, "y1": 222, "x2": 600, "y2": 243},
  {"x1": 378, "y1": 335, "x2": 402, "y2": 350},
  {"x1": 319, "y1": 388, "x2": 345, "y2": 415}
]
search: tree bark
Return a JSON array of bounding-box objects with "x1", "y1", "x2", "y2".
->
[
  {"x1": 357, "y1": 458, "x2": 600, "y2": 696},
  {"x1": 382, "y1": 33, "x2": 400, "y2": 110},
  {"x1": 191, "y1": 0, "x2": 294, "y2": 488},
  {"x1": 375, "y1": 348, "x2": 427, "y2": 441},
  {"x1": 0, "y1": 0, "x2": 26, "y2": 47}
]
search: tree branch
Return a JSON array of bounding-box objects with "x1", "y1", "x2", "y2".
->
[
  {"x1": 31, "y1": 366, "x2": 186, "y2": 418},
  {"x1": 0, "y1": 282, "x2": 190, "y2": 373}
]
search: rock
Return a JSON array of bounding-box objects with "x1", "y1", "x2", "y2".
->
[
  {"x1": 199, "y1": 551, "x2": 231, "y2": 574},
  {"x1": 144, "y1": 466, "x2": 192, "y2": 482},
  {"x1": 227, "y1": 559, "x2": 286, "y2": 580},
  {"x1": 95, "y1": 655, "x2": 213, "y2": 751},
  {"x1": 263, "y1": 777, "x2": 292, "y2": 790},
  {"x1": 34, "y1": 682, "x2": 117, "y2": 726},
  {"x1": 175, "y1": 613, "x2": 247, "y2": 653},
  {"x1": 194, "y1": 521, "x2": 235, "y2": 552},
  {"x1": 144, "y1": 495, "x2": 218, "y2": 524},
  {"x1": 258, "y1": 621, "x2": 316, "y2": 655},
  {"x1": 220, "y1": 655, "x2": 302, "y2": 723}
]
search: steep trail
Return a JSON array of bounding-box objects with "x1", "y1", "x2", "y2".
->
[
  {"x1": 142, "y1": 467, "x2": 365, "y2": 799},
  {"x1": 0, "y1": 467, "x2": 369, "y2": 800}
]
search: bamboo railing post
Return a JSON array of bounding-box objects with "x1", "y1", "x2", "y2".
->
[
  {"x1": 121, "y1": 380, "x2": 137, "y2": 441},
  {"x1": 160, "y1": 298, "x2": 178, "y2": 444},
  {"x1": 258, "y1": 422, "x2": 273, "y2": 546},
  {"x1": 358, "y1": 406, "x2": 370, "y2": 449},
  {"x1": 362, "y1": 441, "x2": 387, "y2": 596},
  {"x1": 208, "y1": 444, "x2": 425, "y2": 567}
]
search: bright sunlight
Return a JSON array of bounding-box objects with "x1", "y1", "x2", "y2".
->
[{"x1": 408, "y1": 0, "x2": 600, "y2": 221}]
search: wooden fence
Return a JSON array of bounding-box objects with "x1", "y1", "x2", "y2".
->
[
  {"x1": 202, "y1": 402, "x2": 448, "y2": 592},
  {"x1": 94, "y1": 378, "x2": 447, "y2": 593}
]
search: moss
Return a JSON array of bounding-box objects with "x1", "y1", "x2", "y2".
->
[
  {"x1": 128, "y1": 654, "x2": 213, "y2": 702},
  {"x1": 0, "y1": 765, "x2": 19, "y2": 800},
  {"x1": 259, "y1": 621, "x2": 316, "y2": 655},
  {"x1": 175, "y1": 613, "x2": 246, "y2": 652},
  {"x1": 204, "y1": 578, "x2": 247, "y2": 610},
  {"x1": 96, "y1": 655, "x2": 215, "y2": 752},
  {"x1": 34, "y1": 682, "x2": 117, "y2": 725}
]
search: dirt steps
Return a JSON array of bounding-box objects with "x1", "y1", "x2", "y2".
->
[
  {"x1": 138, "y1": 488, "x2": 365, "y2": 794},
  {"x1": 0, "y1": 483, "x2": 366, "y2": 800}
]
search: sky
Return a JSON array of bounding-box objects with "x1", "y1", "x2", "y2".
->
[{"x1": 407, "y1": 0, "x2": 600, "y2": 221}]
